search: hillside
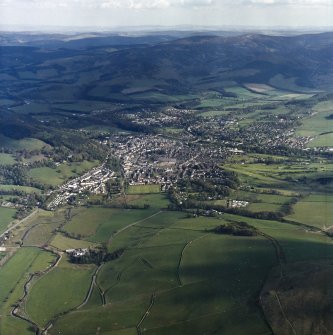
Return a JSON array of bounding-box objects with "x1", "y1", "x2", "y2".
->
[{"x1": 1, "y1": 32, "x2": 333, "y2": 110}]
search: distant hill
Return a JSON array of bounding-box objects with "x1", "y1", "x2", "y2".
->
[{"x1": 0, "y1": 31, "x2": 333, "y2": 105}]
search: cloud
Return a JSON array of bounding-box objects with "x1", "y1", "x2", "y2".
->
[
  {"x1": 1, "y1": 0, "x2": 217, "y2": 9},
  {"x1": 1, "y1": 0, "x2": 332, "y2": 10},
  {"x1": 242, "y1": 0, "x2": 333, "y2": 5},
  {"x1": 100, "y1": 0, "x2": 216, "y2": 9}
]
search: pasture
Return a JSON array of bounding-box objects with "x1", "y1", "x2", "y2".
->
[
  {"x1": 50, "y1": 234, "x2": 95, "y2": 251},
  {"x1": 49, "y1": 210, "x2": 275, "y2": 335},
  {"x1": 0, "y1": 207, "x2": 16, "y2": 234},
  {"x1": 64, "y1": 206, "x2": 158, "y2": 243},
  {"x1": 286, "y1": 195, "x2": 333, "y2": 229},
  {"x1": 0, "y1": 247, "x2": 56, "y2": 335},
  {"x1": 0, "y1": 153, "x2": 16, "y2": 165},
  {"x1": 297, "y1": 100, "x2": 333, "y2": 146},
  {"x1": 28, "y1": 160, "x2": 99, "y2": 186},
  {"x1": 25, "y1": 257, "x2": 95, "y2": 328},
  {"x1": 0, "y1": 184, "x2": 42, "y2": 194},
  {"x1": 127, "y1": 184, "x2": 161, "y2": 194},
  {"x1": 0, "y1": 134, "x2": 50, "y2": 151}
]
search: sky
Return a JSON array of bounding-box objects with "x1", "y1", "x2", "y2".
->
[{"x1": 1, "y1": 0, "x2": 333, "y2": 30}]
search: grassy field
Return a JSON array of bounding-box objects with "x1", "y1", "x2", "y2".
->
[
  {"x1": 308, "y1": 132, "x2": 333, "y2": 147},
  {"x1": 0, "y1": 153, "x2": 16, "y2": 165},
  {"x1": 0, "y1": 134, "x2": 51, "y2": 151},
  {"x1": 49, "y1": 211, "x2": 275, "y2": 335},
  {"x1": 25, "y1": 257, "x2": 95, "y2": 328},
  {"x1": 142, "y1": 235, "x2": 273, "y2": 335},
  {"x1": 50, "y1": 234, "x2": 95, "y2": 251},
  {"x1": 0, "y1": 207, "x2": 16, "y2": 234},
  {"x1": 28, "y1": 160, "x2": 99, "y2": 186},
  {"x1": 22, "y1": 210, "x2": 66, "y2": 247},
  {"x1": 127, "y1": 184, "x2": 161, "y2": 194},
  {"x1": 225, "y1": 213, "x2": 333, "y2": 262},
  {"x1": 286, "y1": 195, "x2": 333, "y2": 229},
  {"x1": 296, "y1": 100, "x2": 333, "y2": 146},
  {"x1": 269, "y1": 74, "x2": 316, "y2": 93},
  {"x1": 0, "y1": 184, "x2": 42, "y2": 194},
  {"x1": 21, "y1": 200, "x2": 332, "y2": 334},
  {"x1": 247, "y1": 202, "x2": 282, "y2": 213},
  {"x1": 0, "y1": 247, "x2": 56, "y2": 335}
]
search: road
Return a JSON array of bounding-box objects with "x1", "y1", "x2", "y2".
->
[{"x1": 0, "y1": 208, "x2": 39, "y2": 241}]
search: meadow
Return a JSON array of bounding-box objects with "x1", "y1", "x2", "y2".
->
[
  {"x1": 0, "y1": 185, "x2": 42, "y2": 194},
  {"x1": 127, "y1": 184, "x2": 161, "y2": 194},
  {"x1": 28, "y1": 160, "x2": 99, "y2": 186},
  {"x1": 0, "y1": 247, "x2": 56, "y2": 335},
  {"x1": 0, "y1": 153, "x2": 16, "y2": 165},
  {"x1": 0, "y1": 134, "x2": 50, "y2": 152},
  {"x1": 296, "y1": 100, "x2": 333, "y2": 147},
  {"x1": 0, "y1": 207, "x2": 16, "y2": 234},
  {"x1": 48, "y1": 210, "x2": 276, "y2": 335},
  {"x1": 25, "y1": 257, "x2": 95, "y2": 328},
  {"x1": 286, "y1": 194, "x2": 333, "y2": 229}
]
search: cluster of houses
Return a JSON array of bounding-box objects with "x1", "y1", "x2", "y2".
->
[
  {"x1": 226, "y1": 199, "x2": 249, "y2": 208},
  {"x1": 125, "y1": 107, "x2": 195, "y2": 128},
  {"x1": 109, "y1": 134, "x2": 231, "y2": 191},
  {"x1": 47, "y1": 164, "x2": 115, "y2": 210},
  {"x1": 65, "y1": 248, "x2": 89, "y2": 257}
]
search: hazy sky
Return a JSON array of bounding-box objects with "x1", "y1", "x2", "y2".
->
[{"x1": 1, "y1": 0, "x2": 333, "y2": 30}]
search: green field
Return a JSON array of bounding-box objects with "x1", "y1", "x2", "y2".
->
[
  {"x1": 64, "y1": 207, "x2": 158, "y2": 243},
  {"x1": 286, "y1": 195, "x2": 333, "y2": 229},
  {"x1": 49, "y1": 210, "x2": 276, "y2": 335},
  {"x1": 22, "y1": 210, "x2": 67, "y2": 247},
  {"x1": 28, "y1": 160, "x2": 99, "y2": 186},
  {"x1": 0, "y1": 247, "x2": 56, "y2": 335},
  {"x1": 50, "y1": 234, "x2": 95, "y2": 251},
  {"x1": 0, "y1": 207, "x2": 16, "y2": 234},
  {"x1": 0, "y1": 134, "x2": 51, "y2": 151},
  {"x1": 297, "y1": 100, "x2": 333, "y2": 147},
  {"x1": 26, "y1": 258, "x2": 95, "y2": 327},
  {"x1": 127, "y1": 184, "x2": 161, "y2": 194},
  {"x1": 0, "y1": 153, "x2": 16, "y2": 165},
  {"x1": 308, "y1": 133, "x2": 333, "y2": 147},
  {"x1": 0, "y1": 184, "x2": 42, "y2": 194},
  {"x1": 247, "y1": 202, "x2": 282, "y2": 213}
]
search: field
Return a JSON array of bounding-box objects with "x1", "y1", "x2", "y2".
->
[
  {"x1": 50, "y1": 234, "x2": 95, "y2": 251},
  {"x1": 286, "y1": 194, "x2": 333, "y2": 229},
  {"x1": 45, "y1": 202, "x2": 333, "y2": 335},
  {"x1": 64, "y1": 206, "x2": 159, "y2": 243},
  {"x1": 0, "y1": 185, "x2": 42, "y2": 194},
  {"x1": 0, "y1": 153, "x2": 16, "y2": 165},
  {"x1": 46, "y1": 210, "x2": 276, "y2": 335},
  {"x1": 28, "y1": 160, "x2": 99, "y2": 186},
  {"x1": 0, "y1": 207, "x2": 16, "y2": 234},
  {"x1": 127, "y1": 184, "x2": 161, "y2": 194},
  {"x1": 0, "y1": 134, "x2": 51, "y2": 152},
  {"x1": 26, "y1": 257, "x2": 95, "y2": 328},
  {"x1": 296, "y1": 100, "x2": 333, "y2": 147},
  {"x1": 0, "y1": 247, "x2": 56, "y2": 335}
]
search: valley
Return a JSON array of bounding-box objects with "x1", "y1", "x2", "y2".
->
[{"x1": 0, "y1": 31, "x2": 333, "y2": 335}]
